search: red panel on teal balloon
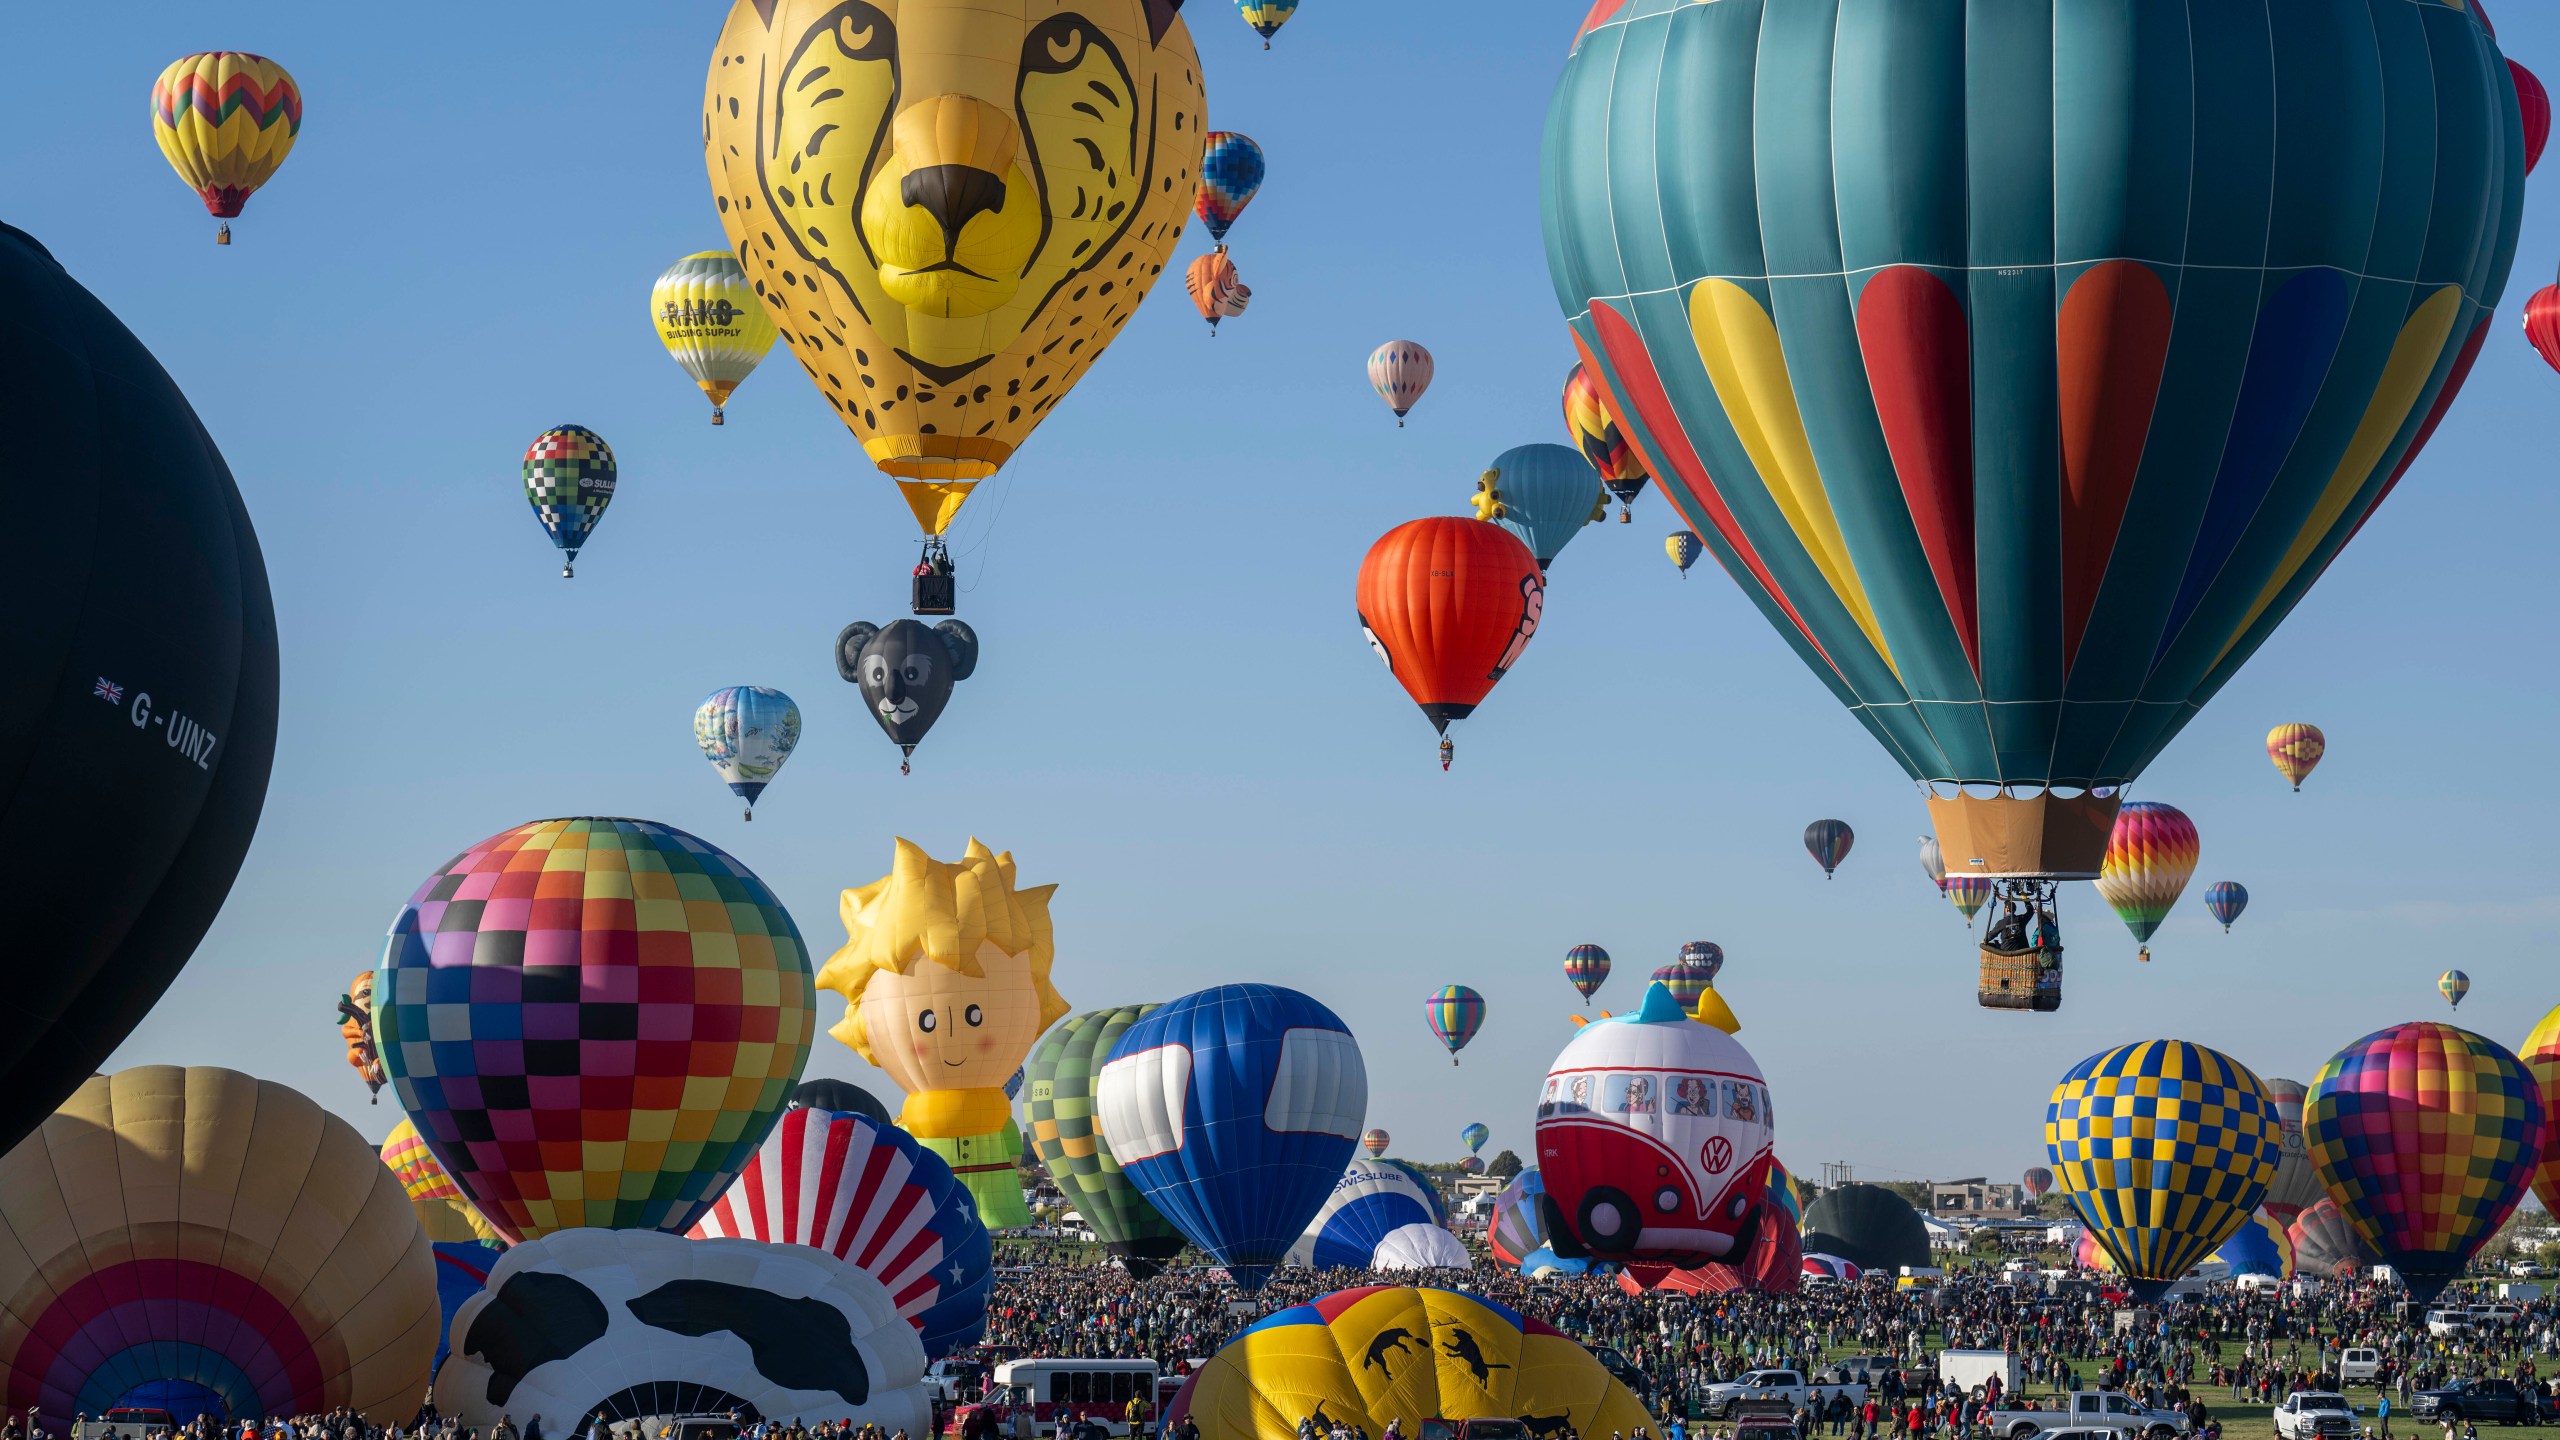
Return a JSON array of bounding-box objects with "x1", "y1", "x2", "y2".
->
[
  {"x1": 1856, "y1": 266, "x2": 1978, "y2": 675},
  {"x1": 2055, "y1": 261, "x2": 2172, "y2": 673}
]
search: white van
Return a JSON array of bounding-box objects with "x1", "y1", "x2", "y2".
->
[
  {"x1": 2425, "y1": 1308, "x2": 2472, "y2": 1338},
  {"x1": 1940, "y1": 1351, "x2": 2021, "y2": 1398},
  {"x1": 2338, "y1": 1349, "x2": 2382, "y2": 1384}
]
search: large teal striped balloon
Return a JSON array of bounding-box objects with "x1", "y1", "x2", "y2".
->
[{"x1": 1542, "y1": 0, "x2": 2525, "y2": 791}]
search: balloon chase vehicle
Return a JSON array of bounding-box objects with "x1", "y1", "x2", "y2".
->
[{"x1": 1534, "y1": 981, "x2": 1776, "y2": 1269}]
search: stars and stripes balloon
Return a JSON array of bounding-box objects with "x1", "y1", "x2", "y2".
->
[
  {"x1": 2303, "y1": 1022, "x2": 2544, "y2": 1305},
  {"x1": 2267, "y1": 724, "x2": 2328, "y2": 792},
  {"x1": 521, "y1": 426, "x2": 616, "y2": 578},
  {"x1": 1425, "y1": 985, "x2": 1484, "y2": 1065},
  {"x1": 2204, "y1": 881, "x2": 2248, "y2": 933},
  {"x1": 2046, "y1": 1039, "x2": 2282, "y2": 1304},
  {"x1": 1564, "y1": 943, "x2": 1611, "y2": 1004},
  {"x1": 2095, "y1": 801, "x2": 2199, "y2": 961},
  {"x1": 693, "y1": 686, "x2": 802, "y2": 820},
  {"x1": 150, "y1": 53, "x2": 300, "y2": 243}
]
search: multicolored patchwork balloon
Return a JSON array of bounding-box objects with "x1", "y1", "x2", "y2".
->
[
  {"x1": 2044, "y1": 1039, "x2": 2283, "y2": 1303},
  {"x1": 1564, "y1": 943, "x2": 1610, "y2": 1004},
  {"x1": 1677, "y1": 940, "x2": 1725, "y2": 982},
  {"x1": 2303, "y1": 1022, "x2": 2544, "y2": 1304},
  {"x1": 1367, "y1": 340, "x2": 1433, "y2": 425},
  {"x1": 2095, "y1": 801, "x2": 2199, "y2": 960},
  {"x1": 2267, "y1": 724, "x2": 2328, "y2": 792},
  {"x1": 693, "y1": 686, "x2": 802, "y2": 820},
  {"x1": 521, "y1": 425, "x2": 616, "y2": 578},
  {"x1": 1024, "y1": 1004, "x2": 1187, "y2": 1278},
  {"x1": 651, "y1": 251, "x2": 777, "y2": 425},
  {"x1": 1196, "y1": 132, "x2": 1265, "y2": 246},
  {"x1": 375, "y1": 817, "x2": 816, "y2": 1242},
  {"x1": 1803, "y1": 819, "x2": 1854, "y2": 878},
  {"x1": 2440, "y1": 969, "x2": 2471, "y2": 1008},
  {"x1": 1563, "y1": 361, "x2": 1651, "y2": 519},
  {"x1": 2204, "y1": 881, "x2": 2249, "y2": 932},
  {"x1": 1425, "y1": 984, "x2": 1484, "y2": 1065},
  {"x1": 2521, "y1": 1005, "x2": 2560, "y2": 1222},
  {"x1": 150, "y1": 53, "x2": 301, "y2": 243}
]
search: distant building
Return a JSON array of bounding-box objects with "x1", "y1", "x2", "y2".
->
[{"x1": 1925, "y1": 1178, "x2": 2029, "y2": 1217}]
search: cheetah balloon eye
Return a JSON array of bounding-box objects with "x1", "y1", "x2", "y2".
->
[{"x1": 918, "y1": 1009, "x2": 937, "y2": 1033}]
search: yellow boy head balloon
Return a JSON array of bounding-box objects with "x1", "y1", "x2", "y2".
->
[
  {"x1": 703, "y1": 0, "x2": 1206, "y2": 535},
  {"x1": 817, "y1": 838, "x2": 1068, "y2": 1132}
]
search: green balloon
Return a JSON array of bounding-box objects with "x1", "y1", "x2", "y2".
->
[{"x1": 1024, "y1": 1005, "x2": 1187, "y2": 1275}]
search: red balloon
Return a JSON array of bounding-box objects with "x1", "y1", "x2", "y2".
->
[
  {"x1": 1617, "y1": 1200, "x2": 1802, "y2": 1296},
  {"x1": 2514, "y1": 61, "x2": 2550, "y2": 175},
  {"x1": 2527, "y1": 283, "x2": 2560, "y2": 376},
  {"x1": 1356, "y1": 517, "x2": 1544, "y2": 739}
]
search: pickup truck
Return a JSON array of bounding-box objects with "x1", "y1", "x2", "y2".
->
[
  {"x1": 2273, "y1": 1392, "x2": 2356, "y2": 1440},
  {"x1": 1982, "y1": 1390, "x2": 2192, "y2": 1440},
  {"x1": 1700, "y1": 1368, "x2": 1869, "y2": 1419},
  {"x1": 2412, "y1": 1379, "x2": 2553, "y2": 1426}
]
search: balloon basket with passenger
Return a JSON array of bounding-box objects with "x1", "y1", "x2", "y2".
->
[
  {"x1": 1975, "y1": 880, "x2": 2064, "y2": 1013},
  {"x1": 912, "y1": 537, "x2": 957, "y2": 617},
  {"x1": 1925, "y1": 790, "x2": 2117, "y2": 1014}
]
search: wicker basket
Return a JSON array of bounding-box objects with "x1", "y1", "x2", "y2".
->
[{"x1": 1978, "y1": 946, "x2": 2063, "y2": 1012}]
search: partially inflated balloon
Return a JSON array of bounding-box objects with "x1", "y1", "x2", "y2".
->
[
  {"x1": 1564, "y1": 943, "x2": 1610, "y2": 1003},
  {"x1": 1666, "y1": 530, "x2": 1702, "y2": 575},
  {"x1": 1803, "y1": 819, "x2": 1853, "y2": 878},
  {"x1": 0, "y1": 1068, "x2": 438, "y2": 1428},
  {"x1": 1288, "y1": 1160, "x2": 1465, "y2": 1271},
  {"x1": 1461, "y1": 1122, "x2": 1490, "y2": 1156},
  {"x1": 1473, "y1": 443, "x2": 1605, "y2": 569},
  {"x1": 2095, "y1": 801, "x2": 2199, "y2": 960},
  {"x1": 1356, "y1": 517, "x2": 1544, "y2": 762},
  {"x1": 2267, "y1": 724, "x2": 2328, "y2": 791},
  {"x1": 2045, "y1": 1039, "x2": 2282, "y2": 1303},
  {"x1": 2204, "y1": 881, "x2": 2248, "y2": 932},
  {"x1": 1487, "y1": 1169, "x2": 1547, "y2": 1267},
  {"x1": 150, "y1": 54, "x2": 300, "y2": 242},
  {"x1": 703, "y1": 0, "x2": 1204, "y2": 541},
  {"x1": 2257, "y1": 1077, "x2": 2326, "y2": 1226},
  {"x1": 375, "y1": 817, "x2": 816, "y2": 1241},
  {"x1": 1024, "y1": 1004, "x2": 1187, "y2": 1278},
  {"x1": 521, "y1": 426, "x2": 615, "y2": 578},
  {"x1": 2440, "y1": 969, "x2": 2470, "y2": 1008},
  {"x1": 1196, "y1": 132, "x2": 1265, "y2": 246},
  {"x1": 652, "y1": 251, "x2": 778, "y2": 424},
  {"x1": 1544, "y1": 3, "x2": 2524, "y2": 886},
  {"x1": 2304, "y1": 1022, "x2": 2543, "y2": 1304},
  {"x1": 1236, "y1": 0, "x2": 1296, "y2": 48},
  {"x1": 1563, "y1": 361, "x2": 1651, "y2": 519},
  {"x1": 1367, "y1": 340, "x2": 1434, "y2": 425},
  {"x1": 694, "y1": 686, "x2": 802, "y2": 819},
  {"x1": 1425, "y1": 984, "x2": 1484, "y2": 1065},
  {"x1": 2521, "y1": 1005, "x2": 2560, "y2": 1221}
]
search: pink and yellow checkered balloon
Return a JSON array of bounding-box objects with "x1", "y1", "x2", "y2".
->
[
  {"x1": 2304, "y1": 1021, "x2": 2545, "y2": 1305},
  {"x1": 375, "y1": 818, "x2": 815, "y2": 1242}
]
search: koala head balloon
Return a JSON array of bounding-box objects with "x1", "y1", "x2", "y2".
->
[{"x1": 836, "y1": 619, "x2": 979, "y2": 762}]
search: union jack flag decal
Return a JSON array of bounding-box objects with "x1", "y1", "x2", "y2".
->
[{"x1": 93, "y1": 677, "x2": 124, "y2": 703}]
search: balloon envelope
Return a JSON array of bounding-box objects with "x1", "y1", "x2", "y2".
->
[
  {"x1": 2526, "y1": 1005, "x2": 2560, "y2": 1221},
  {"x1": 2021, "y1": 1166, "x2": 2052, "y2": 1199},
  {"x1": 1946, "y1": 876, "x2": 1994, "y2": 922},
  {"x1": 1564, "y1": 943, "x2": 1611, "y2": 1001},
  {"x1": 2267, "y1": 724, "x2": 2328, "y2": 791},
  {"x1": 1361, "y1": 1128, "x2": 1390, "y2": 1158},
  {"x1": 1095, "y1": 984, "x2": 1368, "y2": 1291},
  {"x1": 150, "y1": 53, "x2": 300, "y2": 224},
  {"x1": 1424, "y1": 984, "x2": 1484, "y2": 1060},
  {"x1": 2439, "y1": 969, "x2": 2470, "y2": 1008},
  {"x1": 1803, "y1": 819, "x2": 1854, "y2": 876},
  {"x1": 651, "y1": 251, "x2": 777, "y2": 421},
  {"x1": 1480, "y1": 443, "x2": 1605, "y2": 567},
  {"x1": 1667, "y1": 531, "x2": 1703, "y2": 573},
  {"x1": 1367, "y1": 341, "x2": 1434, "y2": 420},
  {"x1": 1461, "y1": 1122, "x2": 1490, "y2": 1155},
  {"x1": 1356, "y1": 517, "x2": 1544, "y2": 735},
  {"x1": 694, "y1": 686, "x2": 802, "y2": 813},
  {"x1": 2257, "y1": 1076, "x2": 2327, "y2": 1225},
  {"x1": 1024, "y1": 1004, "x2": 1188, "y2": 1277},
  {"x1": 1236, "y1": 0, "x2": 1297, "y2": 44},
  {"x1": 2095, "y1": 801, "x2": 2199, "y2": 948},
  {"x1": 2204, "y1": 880, "x2": 2248, "y2": 931},
  {"x1": 1564, "y1": 361, "x2": 1652, "y2": 509},
  {"x1": 1196, "y1": 132, "x2": 1266, "y2": 244},
  {"x1": 2213, "y1": 1208, "x2": 2295, "y2": 1280},
  {"x1": 1799, "y1": 1184, "x2": 1932, "y2": 1275},
  {"x1": 521, "y1": 425, "x2": 616, "y2": 571},
  {"x1": 1487, "y1": 1169, "x2": 1548, "y2": 1267},
  {"x1": 375, "y1": 817, "x2": 816, "y2": 1241},
  {"x1": 2287, "y1": 1196, "x2": 2376, "y2": 1279},
  {"x1": 1287, "y1": 1159, "x2": 1459, "y2": 1270}
]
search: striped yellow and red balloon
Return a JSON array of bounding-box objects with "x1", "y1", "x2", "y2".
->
[
  {"x1": 1563, "y1": 361, "x2": 1651, "y2": 520},
  {"x1": 2266, "y1": 723, "x2": 2327, "y2": 791},
  {"x1": 2093, "y1": 801, "x2": 2199, "y2": 961},
  {"x1": 150, "y1": 53, "x2": 301, "y2": 243},
  {"x1": 2524, "y1": 1005, "x2": 2560, "y2": 1222},
  {"x1": 2304, "y1": 1021, "x2": 2546, "y2": 1305}
]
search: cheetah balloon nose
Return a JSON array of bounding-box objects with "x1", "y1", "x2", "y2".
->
[{"x1": 894, "y1": 97, "x2": 1018, "y2": 248}]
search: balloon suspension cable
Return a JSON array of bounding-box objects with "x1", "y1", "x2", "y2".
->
[{"x1": 216, "y1": 222, "x2": 231, "y2": 245}]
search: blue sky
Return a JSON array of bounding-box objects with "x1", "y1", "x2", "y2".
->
[{"x1": 20, "y1": 0, "x2": 2559, "y2": 1194}]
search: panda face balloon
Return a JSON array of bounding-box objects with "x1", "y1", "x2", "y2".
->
[{"x1": 836, "y1": 619, "x2": 979, "y2": 759}]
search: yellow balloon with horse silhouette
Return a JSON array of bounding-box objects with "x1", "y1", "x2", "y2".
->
[
  {"x1": 1169, "y1": 1286, "x2": 1653, "y2": 1440},
  {"x1": 702, "y1": 0, "x2": 1205, "y2": 537}
]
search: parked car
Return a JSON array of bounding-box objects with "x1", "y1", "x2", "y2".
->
[
  {"x1": 1983, "y1": 1390, "x2": 2192, "y2": 1440},
  {"x1": 2337, "y1": 1349, "x2": 2382, "y2": 1385},
  {"x1": 1700, "y1": 1368, "x2": 1869, "y2": 1419},
  {"x1": 2425, "y1": 1308, "x2": 2473, "y2": 1338},
  {"x1": 2412, "y1": 1378, "x2": 2552, "y2": 1426},
  {"x1": 2273, "y1": 1392, "x2": 2356, "y2": 1440}
]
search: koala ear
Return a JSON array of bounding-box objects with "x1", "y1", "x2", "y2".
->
[
  {"x1": 935, "y1": 620, "x2": 980, "y2": 682},
  {"x1": 835, "y1": 622, "x2": 880, "y2": 683}
]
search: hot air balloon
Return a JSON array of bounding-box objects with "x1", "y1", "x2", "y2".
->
[
  {"x1": 2529, "y1": 279, "x2": 2560, "y2": 376},
  {"x1": 2204, "y1": 881, "x2": 2249, "y2": 932},
  {"x1": 651, "y1": 251, "x2": 777, "y2": 424},
  {"x1": 1368, "y1": 341, "x2": 1434, "y2": 426},
  {"x1": 2, "y1": 224, "x2": 281, "y2": 1161},
  {"x1": 150, "y1": 54, "x2": 300, "y2": 244},
  {"x1": 2304, "y1": 1022, "x2": 2544, "y2": 1304},
  {"x1": 522, "y1": 425, "x2": 616, "y2": 578},
  {"x1": 1237, "y1": 0, "x2": 1297, "y2": 49},
  {"x1": 0, "y1": 1068, "x2": 438, "y2": 1428},
  {"x1": 1564, "y1": 361, "x2": 1652, "y2": 521},
  {"x1": 2287, "y1": 1196, "x2": 2377, "y2": 1279},
  {"x1": 1425, "y1": 984, "x2": 1484, "y2": 1065},
  {"x1": 1197, "y1": 132, "x2": 1266, "y2": 249},
  {"x1": 1543, "y1": 1, "x2": 2526, "y2": 973},
  {"x1": 694, "y1": 686, "x2": 802, "y2": 819},
  {"x1": 1650, "y1": 960, "x2": 1710, "y2": 1014},
  {"x1": 1471, "y1": 443, "x2": 1606, "y2": 569},
  {"x1": 1534, "y1": 982, "x2": 1777, "y2": 1269},
  {"x1": 835, "y1": 619, "x2": 979, "y2": 773},
  {"x1": 1678, "y1": 940, "x2": 1725, "y2": 981},
  {"x1": 340, "y1": 967, "x2": 388, "y2": 1100},
  {"x1": 381, "y1": 1117, "x2": 502, "y2": 1246},
  {"x1": 2257, "y1": 1077, "x2": 2327, "y2": 1227},
  {"x1": 2521, "y1": 1005, "x2": 2560, "y2": 1222},
  {"x1": 1288, "y1": 1159, "x2": 1468, "y2": 1270},
  {"x1": 2021, "y1": 1166, "x2": 2052, "y2": 1200},
  {"x1": 1095, "y1": 983, "x2": 1368, "y2": 1291},
  {"x1": 1361, "y1": 1128, "x2": 1390, "y2": 1158},
  {"x1": 1946, "y1": 876, "x2": 1994, "y2": 923},
  {"x1": 1461, "y1": 1122, "x2": 1491, "y2": 1156},
  {"x1": 703, "y1": 0, "x2": 1203, "y2": 603},
  {"x1": 1803, "y1": 819, "x2": 1854, "y2": 878},
  {"x1": 1564, "y1": 943, "x2": 1611, "y2": 1004},
  {"x1": 1186, "y1": 250, "x2": 1251, "y2": 335},
  {"x1": 375, "y1": 818, "x2": 816, "y2": 1242},
  {"x1": 688, "y1": 1104, "x2": 993, "y2": 1358},
  {"x1": 792, "y1": 1077, "x2": 896, "y2": 1123},
  {"x1": 1486, "y1": 1170, "x2": 1549, "y2": 1267},
  {"x1": 1667, "y1": 530, "x2": 1703, "y2": 576},
  {"x1": 2267, "y1": 724, "x2": 2328, "y2": 791},
  {"x1": 2514, "y1": 61, "x2": 2550, "y2": 174},
  {"x1": 1167, "y1": 1287, "x2": 1656, "y2": 1440},
  {"x1": 2214, "y1": 1207, "x2": 2296, "y2": 1280},
  {"x1": 1918, "y1": 834, "x2": 1947, "y2": 891},
  {"x1": 2438, "y1": 969, "x2": 2472, "y2": 1008},
  {"x1": 1025, "y1": 1004, "x2": 1188, "y2": 1278},
  {"x1": 2045, "y1": 1040, "x2": 2282, "y2": 1303},
  {"x1": 1801, "y1": 1185, "x2": 1933, "y2": 1275},
  {"x1": 2095, "y1": 801, "x2": 2199, "y2": 961},
  {"x1": 1356, "y1": 516, "x2": 1544, "y2": 769}
]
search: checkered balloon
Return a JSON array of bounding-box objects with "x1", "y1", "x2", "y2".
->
[
  {"x1": 2303, "y1": 1021, "x2": 2544, "y2": 1305},
  {"x1": 2044, "y1": 1039, "x2": 2282, "y2": 1301},
  {"x1": 521, "y1": 425, "x2": 617, "y2": 570},
  {"x1": 375, "y1": 817, "x2": 815, "y2": 1242}
]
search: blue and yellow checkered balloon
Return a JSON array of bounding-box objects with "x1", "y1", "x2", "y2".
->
[{"x1": 2045, "y1": 1039, "x2": 2283, "y2": 1301}]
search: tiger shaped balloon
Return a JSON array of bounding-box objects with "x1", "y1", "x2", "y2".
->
[{"x1": 704, "y1": 0, "x2": 1205, "y2": 537}]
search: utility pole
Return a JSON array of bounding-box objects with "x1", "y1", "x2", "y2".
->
[{"x1": 1821, "y1": 1160, "x2": 1854, "y2": 1189}]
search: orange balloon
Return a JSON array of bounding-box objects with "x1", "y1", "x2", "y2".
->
[{"x1": 1355, "y1": 518, "x2": 1544, "y2": 756}]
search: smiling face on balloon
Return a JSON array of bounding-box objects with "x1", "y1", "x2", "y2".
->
[{"x1": 860, "y1": 940, "x2": 1048, "y2": 1094}]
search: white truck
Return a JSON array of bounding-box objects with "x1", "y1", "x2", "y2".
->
[
  {"x1": 1940, "y1": 1350, "x2": 2022, "y2": 1399},
  {"x1": 2273, "y1": 1392, "x2": 2356, "y2": 1440},
  {"x1": 1982, "y1": 1390, "x2": 2192, "y2": 1440},
  {"x1": 1700, "y1": 1368, "x2": 1870, "y2": 1420}
]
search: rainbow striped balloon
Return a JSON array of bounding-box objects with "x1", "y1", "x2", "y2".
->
[
  {"x1": 1424, "y1": 984, "x2": 1484, "y2": 1065},
  {"x1": 2522, "y1": 1006, "x2": 2560, "y2": 1222},
  {"x1": 2044, "y1": 1039, "x2": 2282, "y2": 1303},
  {"x1": 2304, "y1": 1022, "x2": 2545, "y2": 1305},
  {"x1": 150, "y1": 52, "x2": 301, "y2": 239},
  {"x1": 2094, "y1": 800, "x2": 2199, "y2": 959},
  {"x1": 2204, "y1": 881, "x2": 2249, "y2": 932},
  {"x1": 1946, "y1": 875, "x2": 1994, "y2": 923},
  {"x1": 2266, "y1": 723, "x2": 2327, "y2": 791},
  {"x1": 1563, "y1": 943, "x2": 1611, "y2": 1004}
]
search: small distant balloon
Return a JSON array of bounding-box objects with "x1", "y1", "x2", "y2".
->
[
  {"x1": 1425, "y1": 984, "x2": 1484, "y2": 1066},
  {"x1": 1362, "y1": 1128, "x2": 1389, "y2": 1159},
  {"x1": 1946, "y1": 876, "x2": 1994, "y2": 924},
  {"x1": 1236, "y1": 0, "x2": 1297, "y2": 48},
  {"x1": 1195, "y1": 133, "x2": 1265, "y2": 247},
  {"x1": 1460, "y1": 1123, "x2": 1490, "y2": 1156},
  {"x1": 1367, "y1": 341, "x2": 1434, "y2": 426},
  {"x1": 1803, "y1": 819, "x2": 1853, "y2": 878},
  {"x1": 2440, "y1": 970, "x2": 2470, "y2": 1009},
  {"x1": 2095, "y1": 801, "x2": 2199, "y2": 962},
  {"x1": 1666, "y1": 531, "x2": 1702, "y2": 576},
  {"x1": 1677, "y1": 941, "x2": 1723, "y2": 983},
  {"x1": 2021, "y1": 1166, "x2": 2052, "y2": 1200},
  {"x1": 1561, "y1": 361, "x2": 1650, "y2": 521},
  {"x1": 151, "y1": 53, "x2": 301, "y2": 244},
  {"x1": 651, "y1": 251, "x2": 777, "y2": 424},
  {"x1": 1564, "y1": 943, "x2": 1610, "y2": 1005},
  {"x1": 693, "y1": 686, "x2": 802, "y2": 820},
  {"x1": 2266, "y1": 724, "x2": 2327, "y2": 792},
  {"x1": 2204, "y1": 881, "x2": 2248, "y2": 933},
  {"x1": 1918, "y1": 835, "x2": 1946, "y2": 891},
  {"x1": 1186, "y1": 250, "x2": 1250, "y2": 335},
  {"x1": 522, "y1": 426, "x2": 616, "y2": 578}
]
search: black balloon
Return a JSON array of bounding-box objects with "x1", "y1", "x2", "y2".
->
[
  {"x1": 0, "y1": 223, "x2": 280, "y2": 1154},
  {"x1": 835, "y1": 618, "x2": 979, "y2": 757},
  {"x1": 789, "y1": 1078, "x2": 894, "y2": 1124},
  {"x1": 1800, "y1": 1183, "x2": 1934, "y2": 1274}
]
